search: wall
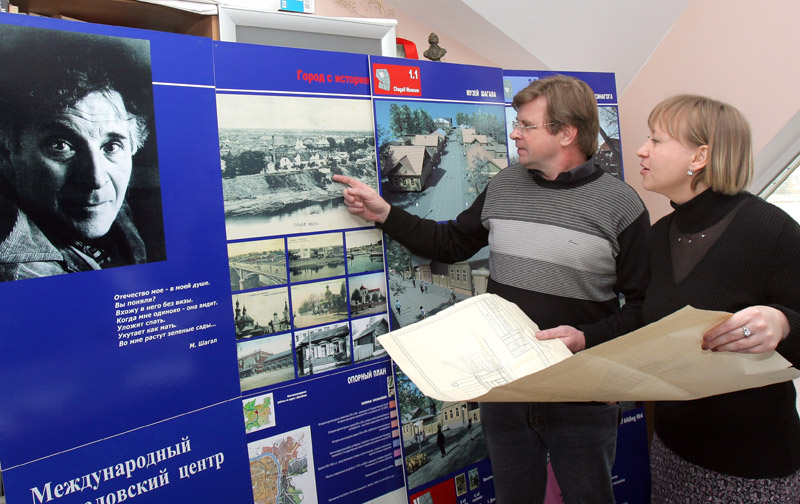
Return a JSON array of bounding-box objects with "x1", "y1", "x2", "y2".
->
[
  {"x1": 314, "y1": 0, "x2": 496, "y2": 67},
  {"x1": 619, "y1": 0, "x2": 800, "y2": 222}
]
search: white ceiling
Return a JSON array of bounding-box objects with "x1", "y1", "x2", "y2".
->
[{"x1": 393, "y1": 0, "x2": 691, "y2": 94}]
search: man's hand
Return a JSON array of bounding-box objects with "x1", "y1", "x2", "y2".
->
[
  {"x1": 332, "y1": 174, "x2": 391, "y2": 224},
  {"x1": 536, "y1": 325, "x2": 586, "y2": 353}
]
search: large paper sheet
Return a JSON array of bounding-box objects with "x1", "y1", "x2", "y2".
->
[
  {"x1": 378, "y1": 294, "x2": 574, "y2": 401},
  {"x1": 379, "y1": 294, "x2": 800, "y2": 402}
]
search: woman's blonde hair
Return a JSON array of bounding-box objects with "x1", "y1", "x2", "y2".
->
[{"x1": 647, "y1": 94, "x2": 753, "y2": 194}]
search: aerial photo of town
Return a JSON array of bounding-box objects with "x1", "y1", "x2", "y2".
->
[
  {"x1": 217, "y1": 93, "x2": 379, "y2": 240},
  {"x1": 373, "y1": 99, "x2": 507, "y2": 222}
]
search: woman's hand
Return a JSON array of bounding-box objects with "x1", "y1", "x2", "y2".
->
[{"x1": 703, "y1": 305, "x2": 789, "y2": 354}]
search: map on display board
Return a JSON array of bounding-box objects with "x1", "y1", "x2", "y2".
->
[{"x1": 0, "y1": 12, "x2": 649, "y2": 504}]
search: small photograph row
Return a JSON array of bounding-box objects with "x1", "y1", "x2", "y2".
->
[
  {"x1": 233, "y1": 272, "x2": 387, "y2": 339},
  {"x1": 237, "y1": 314, "x2": 390, "y2": 393},
  {"x1": 228, "y1": 228, "x2": 384, "y2": 292}
]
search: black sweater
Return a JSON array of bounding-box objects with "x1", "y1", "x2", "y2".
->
[{"x1": 645, "y1": 189, "x2": 800, "y2": 478}]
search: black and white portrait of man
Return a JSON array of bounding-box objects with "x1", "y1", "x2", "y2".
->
[{"x1": 0, "y1": 24, "x2": 166, "y2": 282}]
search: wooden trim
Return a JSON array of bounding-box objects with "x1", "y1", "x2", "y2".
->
[{"x1": 14, "y1": 0, "x2": 219, "y2": 39}]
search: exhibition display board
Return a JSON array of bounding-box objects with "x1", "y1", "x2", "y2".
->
[{"x1": 0, "y1": 13, "x2": 649, "y2": 504}]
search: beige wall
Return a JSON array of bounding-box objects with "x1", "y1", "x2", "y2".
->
[
  {"x1": 314, "y1": 0, "x2": 496, "y2": 67},
  {"x1": 620, "y1": 0, "x2": 800, "y2": 222}
]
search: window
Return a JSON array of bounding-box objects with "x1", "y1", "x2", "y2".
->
[{"x1": 762, "y1": 153, "x2": 800, "y2": 223}]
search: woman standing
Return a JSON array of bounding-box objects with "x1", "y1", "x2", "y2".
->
[{"x1": 637, "y1": 94, "x2": 800, "y2": 502}]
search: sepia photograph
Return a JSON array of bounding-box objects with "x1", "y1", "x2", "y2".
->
[
  {"x1": 351, "y1": 313, "x2": 389, "y2": 363},
  {"x1": 0, "y1": 24, "x2": 166, "y2": 282},
  {"x1": 232, "y1": 287, "x2": 291, "y2": 339},
  {"x1": 468, "y1": 467, "x2": 481, "y2": 490},
  {"x1": 455, "y1": 473, "x2": 468, "y2": 496},
  {"x1": 237, "y1": 333, "x2": 295, "y2": 393},
  {"x1": 345, "y1": 228, "x2": 384, "y2": 275},
  {"x1": 217, "y1": 94, "x2": 379, "y2": 240},
  {"x1": 290, "y1": 278, "x2": 349, "y2": 329},
  {"x1": 228, "y1": 238, "x2": 287, "y2": 292},
  {"x1": 294, "y1": 321, "x2": 351, "y2": 376},
  {"x1": 373, "y1": 99, "x2": 507, "y2": 222},
  {"x1": 348, "y1": 271, "x2": 387, "y2": 317},
  {"x1": 287, "y1": 232, "x2": 345, "y2": 283}
]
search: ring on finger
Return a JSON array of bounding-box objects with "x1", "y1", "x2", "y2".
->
[{"x1": 742, "y1": 326, "x2": 752, "y2": 337}]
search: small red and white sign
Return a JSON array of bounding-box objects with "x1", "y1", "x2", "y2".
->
[{"x1": 373, "y1": 63, "x2": 422, "y2": 97}]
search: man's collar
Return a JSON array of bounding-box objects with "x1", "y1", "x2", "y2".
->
[{"x1": 529, "y1": 157, "x2": 599, "y2": 183}]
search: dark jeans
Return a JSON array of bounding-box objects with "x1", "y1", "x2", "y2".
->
[{"x1": 480, "y1": 401, "x2": 620, "y2": 504}]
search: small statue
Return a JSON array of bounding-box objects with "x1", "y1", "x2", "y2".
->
[{"x1": 423, "y1": 32, "x2": 447, "y2": 62}]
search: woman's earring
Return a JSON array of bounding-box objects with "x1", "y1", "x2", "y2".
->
[{"x1": 687, "y1": 168, "x2": 694, "y2": 176}]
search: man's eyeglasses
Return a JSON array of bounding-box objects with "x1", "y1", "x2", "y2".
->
[{"x1": 511, "y1": 120, "x2": 554, "y2": 133}]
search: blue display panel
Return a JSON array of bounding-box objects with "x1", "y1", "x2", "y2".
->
[
  {"x1": 214, "y1": 41, "x2": 371, "y2": 97},
  {"x1": 0, "y1": 14, "x2": 244, "y2": 502},
  {"x1": 0, "y1": 13, "x2": 650, "y2": 504},
  {"x1": 368, "y1": 55, "x2": 506, "y2": 504},
  {"x1": 213, "y1": 39, "x2": 407, "y2": 503},
  {"x1": 4, "y1": 401, "x2": 252, "y2": 504},
  {"x1": 371, "y1": 56, "x2": 504, "y2": 103},
  {"x1": 503, "y1": 69, "x2": 624, "y2": 180},
  {"x1": 503, "y1": 70, "x2": 618, "y2": 105}
]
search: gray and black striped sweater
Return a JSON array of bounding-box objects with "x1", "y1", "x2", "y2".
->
[{"x1": 381, "y1": 160, "x2": 650, "y2": 348}]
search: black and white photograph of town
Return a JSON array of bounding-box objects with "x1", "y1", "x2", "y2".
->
[
  {"x1": 344, "y1": 228, "x2": 384, "y2": 275},
  {"x1": 294, "y1": 321, "x2": 351, "y2": 376},
  {"x1": 217, "y1": 93, "x2": 379, "y2": 240},
  {"x1": 373, "y1": 99, "x2": 507, "y2": 221},
  {"x1": 288, "y1": 232, "x2": 345, "y2": 283},
  {"x1": 232, "y1": 287, "x2": 291, "y2": 340},
  {"x1": 228, "y1": 238, "x2": 287, "y2": 292},
  {"x1": 351, "y1": 314, "x2": 389, "y2": 363},
  {"x1": 291, "y1": 278, "x2": 349, "y2": 329}
]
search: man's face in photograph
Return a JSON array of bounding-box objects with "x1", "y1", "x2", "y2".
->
[{"x1": 5, "y1": 89, "x2": 138, "y2": 240}]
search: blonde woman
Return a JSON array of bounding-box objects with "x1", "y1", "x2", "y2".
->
[{"x1": 637, "y1": 94, "x2": 800, "y2": 502}]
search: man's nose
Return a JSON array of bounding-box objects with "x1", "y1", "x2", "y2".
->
[{"x1": 74, "y1": 150, "x2": 108, "y2": 189}]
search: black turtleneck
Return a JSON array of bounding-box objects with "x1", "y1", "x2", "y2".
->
[{"x1": 645, "y1": 190, "x2": 800, "y2": 478}]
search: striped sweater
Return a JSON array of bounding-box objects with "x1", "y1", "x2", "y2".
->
[{"x1": 381, "y1": 160, "x2": 649, "y2": 348}]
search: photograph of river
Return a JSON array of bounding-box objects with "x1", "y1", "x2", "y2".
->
[
  {"x1": 345, "y1": 228, "x2": 384, "y2": 275},
  {"x1": 288, "y1": 232, "x2": 345, "y2": 283}
]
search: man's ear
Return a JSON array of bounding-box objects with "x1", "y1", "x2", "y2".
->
[{"x1": 559, "y1": 124, "x2": 579, "y2": 148}]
